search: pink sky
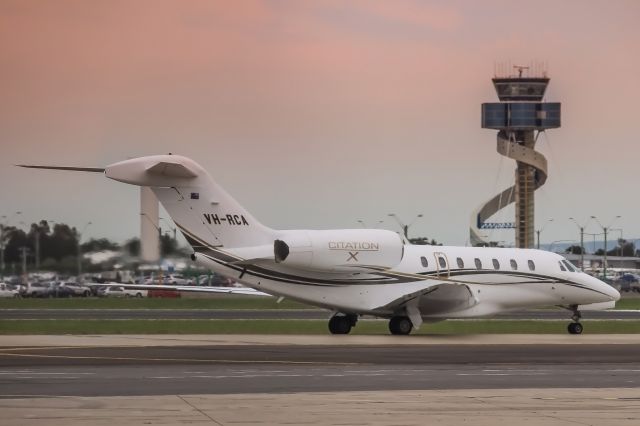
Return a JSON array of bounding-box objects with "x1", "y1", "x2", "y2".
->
[{"x1": 1, "y1": 0, "x2": 639, "y2": 246}]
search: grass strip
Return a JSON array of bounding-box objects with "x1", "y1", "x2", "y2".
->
[
  {"x1": 1, "y1": 319, "x2": 640, "y2": 335},
  {"x1": 1, "y1": 296, "x2": 639, "y2": 310},
  {"x1": 0, "y1": 296, "x2": 310, "y2": 310}
]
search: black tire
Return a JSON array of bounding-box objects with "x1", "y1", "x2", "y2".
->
[
  {"x1": 125, "y1": 294, "x2": 131, "y2": 298},
  {"x1": 328, "y1": 316, "x2": 352, "y2": 334},
  {"x1": 83, "y1": 291, "x2": 90, "y2": 297},
  {"x1": 389, "y1": 316, "x2": 413, "y2": 335},
  {"x1": 135, "y1": 293, "x2": 143, "y2": 298},
  {"x1": 568, "y1": 322, "x2": 583, "y2": 335}
]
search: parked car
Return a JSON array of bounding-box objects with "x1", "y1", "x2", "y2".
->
[
  {"x1": 144, "y1": 274, "x2": 194, "y2": 285},
  {"x1": 51, "y1": 283, "x2": 75, "y2": 298},
  {"x1": 197, "y1": 274, "x2": 234, "y2": 286},
  {"x1": 619, "y1": 274, "x2": 640, "y2": 292},
  {"x1": 24, "y1": 282, "x2": 55, "y2": 298},
  {"x1": 0, "y1": 283, "x2": 20, "y2": 298},
  {"x1": 58, "y1": 282, "x2": 92, "y2": 297},
  {"x1": 98, "y1": 285, "x2": 147, "y2": 298}
]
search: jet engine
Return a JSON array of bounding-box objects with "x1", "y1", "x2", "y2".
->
[{"x1": 273, "y1": 229, "x2": 404, "y2": 272}]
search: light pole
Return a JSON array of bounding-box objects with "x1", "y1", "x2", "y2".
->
[
  {"x1": 568, "y1": 217, "x2": 592, "y2": 270},
  {"x1": 591, "y1": 215, "x2": 621, "y2": 280},
  {"x1": 77, "y1": 221, "x2": 92, "y2": 278},
  {"x1": 535, "y1": 218, "x2": 554, "y2": 250},
  {"x1": 1, "y1": 211, "x2": 21, "y2": 276},
  {"x1": 387, "y1": 213, "x2": 423, "y2": 239}
]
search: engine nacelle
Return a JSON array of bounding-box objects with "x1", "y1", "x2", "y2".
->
[{"x1": 274, "y1": 229, "x2": 404, "y2": 272}]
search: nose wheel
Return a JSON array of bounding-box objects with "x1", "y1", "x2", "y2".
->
[
  {"x1": 567, "y1": 306, "x2": 583, "y2": 335},
  {"x1": 568, "y1": 322, "x2": 583, "y2": 334}
]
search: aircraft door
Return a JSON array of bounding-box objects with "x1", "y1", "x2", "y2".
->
[{"x1": 433, "y1": 252, "x2": 450, "y2": 278}]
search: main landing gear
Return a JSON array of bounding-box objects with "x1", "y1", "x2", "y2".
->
[
  {"x1": 567, "y1": 306, "x2": 583, "y2": 335},
  {"x1": 328, "y1": 314, "x2": 358, "y2": 334},
  {"x1": 389, "y1": 316, "x2": 413, "y2": 335}
]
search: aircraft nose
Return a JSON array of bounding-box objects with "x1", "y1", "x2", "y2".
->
[
  {"x1": 595, "y1": 276, "x2": 620, "y2": 302},
  {"x1": 609, "y1": 285, "x2": 621, "y2": 302}
]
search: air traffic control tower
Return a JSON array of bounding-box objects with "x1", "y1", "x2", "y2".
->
[{"x1": 470, "y1": 66, "x2": 561, "y2": 248}]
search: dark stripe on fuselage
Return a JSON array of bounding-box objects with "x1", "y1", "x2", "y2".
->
[{"x1": 175, "y1": 222, "x2": 606, "y2": 296}]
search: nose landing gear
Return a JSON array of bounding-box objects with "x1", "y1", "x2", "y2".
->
[{"x1": 567, "y1": 306, "x2": 583, "y2": 335}]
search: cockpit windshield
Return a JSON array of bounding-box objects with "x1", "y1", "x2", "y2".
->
[{"x1": 562, "y1": 259, "x2": 577, "y2": 272}]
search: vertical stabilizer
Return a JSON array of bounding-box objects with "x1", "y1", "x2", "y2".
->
[{"x1": 105, "y1": 155, "x2": 275, "y2": 249}]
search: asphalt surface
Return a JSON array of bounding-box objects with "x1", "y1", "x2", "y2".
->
[
  {"x1": 1, "y1": 343, "x2": 640, "y2": 396},
  {"x1": 2, "y1": 308, "x2": 640, "y2": 320}
]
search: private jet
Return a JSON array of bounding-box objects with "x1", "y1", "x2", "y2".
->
[{"x1": 19, "y1": 155, "x2": 620, "y2": 335}]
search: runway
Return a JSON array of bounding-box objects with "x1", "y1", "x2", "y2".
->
[
  {"x1": 1, "y1": 335, "x2": 639, "y2": 425},
  {"x1": 1, "y1": 335, "x2": 640, "y2": 397},
  {"x1": 2, "y1": 308, "x2": 639, "y2": 320}
]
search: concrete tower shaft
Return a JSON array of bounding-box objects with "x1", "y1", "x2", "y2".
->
[{"x1": 470, "y1": 68, "x2": 560, "y2": 248}]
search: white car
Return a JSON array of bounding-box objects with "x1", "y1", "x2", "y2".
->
[
  {"x1": 0, "y1": 283, "x2": 20, "y2": 298},
  {"x1": 144, "y1": 274, "x2": 193, "y2": 285},
  {"x1": 98, "y1": 285, "x2": 147, "y2": 298}
]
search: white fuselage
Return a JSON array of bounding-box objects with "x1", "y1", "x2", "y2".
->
[{"x1": 194, "y1": 243, "x2": 620, "y2": 320}]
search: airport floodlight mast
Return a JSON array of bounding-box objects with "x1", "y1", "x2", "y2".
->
[
  {"x1": 387, "y1": 213, "x2": 423, "y2": 239},
  {"x1": 470, "y1": 63, "x2": 561, "y2": 248}
]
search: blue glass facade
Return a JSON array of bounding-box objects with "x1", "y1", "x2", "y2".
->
[{"x1": 481, "y1": 102, "x2": 561, "y2": 130}]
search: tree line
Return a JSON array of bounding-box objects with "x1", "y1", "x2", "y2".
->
[
  {"x1": 565, "y1": 239, "x2": 637, "y2": 257},
  {"x1": 0, "y1": 220, "x2": 183, "y2": 274}
]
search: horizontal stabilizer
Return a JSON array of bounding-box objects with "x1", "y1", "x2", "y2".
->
[
  {"x1": 16, "y1": 165, "x2": 105, "y2": 173},
  {"x1": 145, "y1": 161, "x2": 198, "y2": 178}
]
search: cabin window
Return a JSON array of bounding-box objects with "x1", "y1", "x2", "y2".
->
[
  {"x1": 492, "y1": 259, "x2": 500, "y2": 270},
  {"x1": 510, "y1": 259, "x2": 518, "y2": 270},
  {"x1": 456, "y1": 257, "x2": 464, "y2": 268},
  {"x1": 528, "y1": 260, "x2": 536, "y2": 271},
  {"x1": 420, "y1": 256, "x2": 428, "y2": 268},
  {"x1": 438, "y1": 256, "x2": 447, "y2": 268},
  {"x1": 559, "y1": 261, "x2": 566, "y2": 272},
  {"x1": 474, "y1": 258, "x2": 482, "y2": 269}
]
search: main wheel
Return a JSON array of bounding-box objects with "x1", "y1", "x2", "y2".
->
[
  {"x1": 328, "y1": 315, "x2": 353, "y2": 334},
  {"x1": 389, "y1": 316, "x2": 413, "y2": 335},
  {"x1": 568, "y1": 322, "x2": 583, "y2": 335}
]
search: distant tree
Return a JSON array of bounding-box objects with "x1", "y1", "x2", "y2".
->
[
  {"x1": 161, "y1": 234, "x2": 178, "y2": 256},
  {"x1": 409, "y1": 237, "x2": 441, "y2": 246},
  {"x1": 565, "y1": 245, "x2": 584, "y2": 255},
  {"x1": 3, "y1": 226, "x2": 28, "y2": 264},
  {"x1": 124, "y1": 238, "x2": 140, "y2": 256},
  {"x1": 81, "y1": 238, "x2": 120, "y2": 252},
  {"x1": 617, "y1": 239, "x2": 635, "y2": 257}
]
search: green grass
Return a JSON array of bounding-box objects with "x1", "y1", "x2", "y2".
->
[
  {"x1": 611, "y1": 297, "x2": 640, "y2": 310},
  {"x1": 0, "y1": 296, "x2": 312, "y2": 310},
  {"x1": 1, "y1": 319, "x2": 639, "y2": 335},
  {"x1": 1, "y1": 295, "x2": 639, "y2": 310}
]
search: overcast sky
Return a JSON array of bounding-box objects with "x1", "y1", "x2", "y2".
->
[{"x1": 1, "y1": 0, "x2": 639, "y2": 247}]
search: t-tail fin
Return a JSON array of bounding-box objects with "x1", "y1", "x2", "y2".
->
[{"x1": 105, "y1": 155, "x2": 275, "y2": 249}]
